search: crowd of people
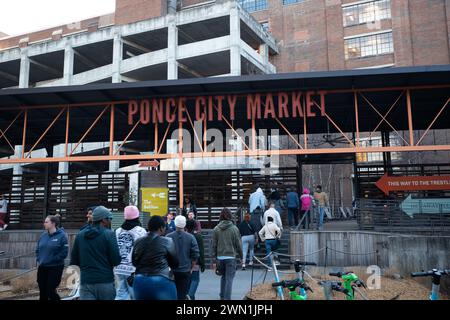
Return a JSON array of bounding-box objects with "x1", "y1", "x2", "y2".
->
[{"x1": 32, "y1": 185, "x2": 328, "y2": 301}]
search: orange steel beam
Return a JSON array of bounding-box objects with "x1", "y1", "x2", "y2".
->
[
  {"x1": 2, "y1": 84, "x2": 450, "y2": 112},
  {"x1": 406, "y1": 90, "x2": 414, "y2": 145},
  {"x1": 252, "y1": 117, "x2": 256, "y2": 150},
  {"x1": 157, "y1": 105, "x2": 178, "y2": 154},
  {"x1": 325, "y1": 84, "x2": 450, "y2": 95},
  {"x1": 26, "y1": 107, "x2": 66, "y2": 158},
  {"x1": 312, "y1": 100, "x2": 355, "y2": 147},
  {"x1": 354, "y1": 92, "x2": 360, "y2": 147},
  {"x1": 0, "y1": 101, "x2": 129, "y2": 111},
  {"x1": 70, "y1": 105, "x2": 109, "y2": 156},
  {"x1": 203, "y1": 116, "x2": 207, "y2": 152},
  {"x1": 154, "y1": 123, "x2": 158, "y2": 154},
  {"x1": 3, "y1": 145, "x2": 450, "y2": 164},
  {"x1": 178, "y1": 118, "x2": 184, "y2": 210},
  {"x1": 21, "y1": 110, "x2": 27, "y2": 158},
  {"x1": 213, "y1": 104, "x2": 249, "y2": 151},
  {"x1": 274, "y1": 117, "x2": 303, "y2": 149},
  {"x1": 368, "y1": 90, "x2": 404, "y2": 141},
  {"x1": 359, "y1": 93, "x2": 410, "y2": 146},
  {"x1": 109, "y1": 105, "x2": 115, "y2": 156},
  {"x1": 416, "y1": 97, "x2": 450, "y2": 146},
  {"x1": 259, "y1": 100, "x2": 303, "y2": 149},
  {"x1": 0, "y1": 110, "x2": 23, "y2": 141},
  {"x1": 185, "y1": 107, "x2": 204, "y2": 153},
  {"x1": 0, "y1": 128, "x2": 14, "y2": 152},
  {"x1": 64, "y1": 107, "x2": 70, "y2": 157},
  {"x1": 303, "y1": 104, "x2": 307, "y2": 149},
  {"x1": 114, "y1": 119, "x2": 141, "y2": 156}
]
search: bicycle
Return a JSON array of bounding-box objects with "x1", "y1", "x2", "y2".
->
[
  {"x1": 411, "y1": 268, "x2": 450, "y2": 300},
  {"x1": 329, "y1": 271, "x2": 368, "y2": 300},
  {"x1": 318, "y1": 280, "x2": 352, "y2": 300},
  {"x1": 271, "y1": 260, "x2": 316, "y2": 300}
]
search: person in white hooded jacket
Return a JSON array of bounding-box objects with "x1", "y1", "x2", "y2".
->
[
  {"x1": 262, "y1": 201, "x2": 283, "y2": 230},
  {"x1": 258, "y1": 216, "x2": 281, "y2": 257}
]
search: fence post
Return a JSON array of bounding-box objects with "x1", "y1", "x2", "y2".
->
[
  {"x1": 375, "y1": 249, "x2": 379, "y2": 267},
  {"x1": 250, "y1": 262, "x2": 254, "y2": 293},
  {"x1": 324, "y1": 246, "x2": 328, "y2": 270}
]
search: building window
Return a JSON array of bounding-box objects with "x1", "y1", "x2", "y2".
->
[
  {"x1": 260, "y1": 21, "x2": 270, "y2": 32},
  {"x1": 238, "y1": 0, "x2": 268, "y2": 12},
  {"x1": 345, "y1": 32, "x2": 393, "y2": 59},
  {"x1": 343, "y1": 0, "x2": 391, "y2": 27},
  {"x1": 283, "y1": 0, "x2": 302, "y2": 5}
]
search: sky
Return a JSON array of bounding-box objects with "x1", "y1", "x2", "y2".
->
[{"x1": 0, "y1": 0, "x2": 116, "y2": 37}]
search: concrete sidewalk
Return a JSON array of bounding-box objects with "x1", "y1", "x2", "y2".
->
[{"x1": 195, "y1": 268, "x2": 275, "y2": 300}]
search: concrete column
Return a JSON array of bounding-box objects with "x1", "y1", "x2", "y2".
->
[
  {"x1": 63, "y1": 40, "x2": 74, "y2": 86},
  {"x1": 167, "y1": 15, "x2": 178, "y2": 80},
  {"x1": 109, "y1": 160, "x2": 120, "y2": 172},
  {"x1": 19, "y1": 49, "x2": 30, "y2": 88},
  {"x1": 112, "y1": 32, "x2": 123, "y2": 83},
  {"x1": 259, "y1": 43, "x2": 269, "y2": 66},
  {"x1": 54, "y1": 144, "x2": 69, "y2": 174},
  {"x1": 230, "y1": 5, "x2": 241, "y2": 76}
]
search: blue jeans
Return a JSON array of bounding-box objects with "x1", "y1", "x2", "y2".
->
[
  {"x1": 318, "y1": 206, "x2": 325, "y2": 230},
  {"x1": 265, "y1": 239, "x2": 278, "y2": 256},
  {"x1": 133, "y1": 274, "x2": 177, "y2": 300},
  {"x1": 241, "y1": 235, "x2": 255, "y2": 265},
  {"x1": 115, "y1": 274, "x2": 134, "y2": 300},
  {"x1": 79, "y1": 282, "x2": 116, "y2": 300},
  {"x1": 219, "y1": 258, "x2": 236, "y2": 300},
  {"x1": 287, "y1": 208, "x2": 298, "y2": 227},
  {"x1": 188, "y1": 270, "x2": 200, "y2": 300}
]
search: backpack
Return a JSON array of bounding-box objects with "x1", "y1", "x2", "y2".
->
[{"x1": 301, "y1": 195, "x2": 312, "y2": 210}]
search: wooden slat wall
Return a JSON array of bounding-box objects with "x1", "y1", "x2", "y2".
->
[
  {"x1": 291, "y1": 231, "x2": 390, "y2": 267},
  {"x1": 0, "y1": 172, "x2": 129, "y2": 230},
  {"x1": 168, "y1": 168, "x2": 298, "y2": 228}
]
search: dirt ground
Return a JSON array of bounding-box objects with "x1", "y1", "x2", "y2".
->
[
  {"x1": 0, "y1": 269, "x2": 75, "y2": 300},
  {"x1": 246, "y1": 271, "x2": 450, "y2": 300}
]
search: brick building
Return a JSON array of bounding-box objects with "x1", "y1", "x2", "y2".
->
[
  {"x1": 1, "y1": 0, "x2": 449, "y2": 217},
  {"x1": 1, "y1": 0, "x2": 449, "y2": 86}
]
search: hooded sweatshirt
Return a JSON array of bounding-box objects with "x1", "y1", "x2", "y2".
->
[
  {"x1": 70, "y1": 224, "x2": 121, "y2": 284},
  {"x1": 249, "y1": 188, "x2": 266, "y2": 213},
  {"x1": 114, "y1": 222, "x2": 147, "y2": 276},
  {"x1": 36, "y1": 228, "x2": 68, "y2": 267},
  {"x1": 212, "y1": 220, "x2": 243, "y2": 259},
  {"x1": 300, "y1": 188, "x2": 315, "y2": 211}
]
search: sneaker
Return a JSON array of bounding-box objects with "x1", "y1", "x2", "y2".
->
[
  {"x1": 242, "y1": 264, "x2": 246, "y2": 270},
  {"x1": 248, "y1": 261, "x2": 253, "y2": 266},
  {"x1": 274, "y1": 260, "x2": 280, "y2": 266},
  {"x1": 3, "y1": 224, "x2": 7, "y2": 230}
]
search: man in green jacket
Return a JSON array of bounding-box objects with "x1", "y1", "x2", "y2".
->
[
  {"x1": 70, "y1": 206, "x2": 121, "y2": 300},
  {"x1": 212, "y1": 208, "x2": 243, "y2": 300}
]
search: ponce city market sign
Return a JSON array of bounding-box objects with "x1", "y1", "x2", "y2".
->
[{"x1": 128, "y1": 91, "x2": 327, "y2": 125}]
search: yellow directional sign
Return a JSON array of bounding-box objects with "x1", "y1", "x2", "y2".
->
[{"x1": 141, "y1": 187, "x2": 168, "y2": 216}]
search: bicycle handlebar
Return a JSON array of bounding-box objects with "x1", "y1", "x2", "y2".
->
[
  {"x1": 271, "y1": 279, "x2": 313, "y2": 292},
  {"x1": 329, "y1": 271, "x2": 353, "y2": 277}
]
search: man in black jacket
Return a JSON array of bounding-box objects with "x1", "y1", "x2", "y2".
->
[
  {"x1": 167, "y1": 215, "x2": 199, "y2": 300},
  {"x1": 70, "y1": 206, "x2": 121, "y2": 300}
]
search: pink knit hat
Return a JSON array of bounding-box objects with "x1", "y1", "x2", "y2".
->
[{"x1": 124, "y1": 205, "x2": 140, "y2": 220}]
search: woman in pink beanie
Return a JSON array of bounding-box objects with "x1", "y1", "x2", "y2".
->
[{"x1": 114, "y1": 205, "x2": 147, "y2": 300}]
